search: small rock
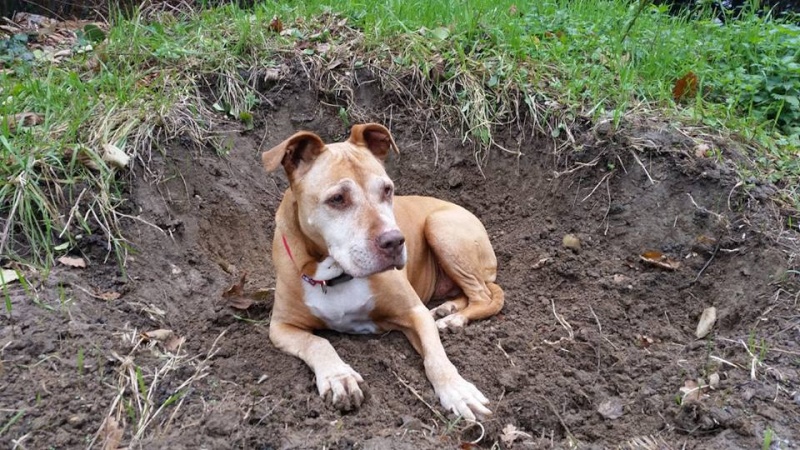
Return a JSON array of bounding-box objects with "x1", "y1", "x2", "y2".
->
[
  {"x1": 68, "y1": 414, "x2": 87, "y2": 428},
  {"x1": 695, "y1": 306, "x2": 717, "y2": 339},
  {"x1": 447, "y1": 170, "x2": 463, "y2": 188},
  {"x1": 597, "y1": 397, "x2": 624, "y2": 419},
  {"x1": 562, "y1": 234, "x2": 581, "y2": 251},
  {"x1": 742, "y1": 387, "x2": 756, "y2": 401}
]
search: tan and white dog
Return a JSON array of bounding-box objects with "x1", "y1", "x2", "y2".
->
[{"x1": 263, "y1": 123, "x2": 504, "y2": 420}]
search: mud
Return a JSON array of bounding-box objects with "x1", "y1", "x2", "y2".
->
[{"x1": 1, "y1": 74, "x2": 799, "y2": 449}]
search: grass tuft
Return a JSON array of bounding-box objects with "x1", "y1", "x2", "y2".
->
[{"x1": 1, "y1": 0, "x2": 799, "y2": 267}]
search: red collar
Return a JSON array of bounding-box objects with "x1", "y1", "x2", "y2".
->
[{"x1": 281, "y1": 235, "x2": 353, "y2": 293}]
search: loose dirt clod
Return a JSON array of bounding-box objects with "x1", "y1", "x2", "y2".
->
[
  {"x1": 598, "y1": 398, "x2": 625, "y2": 420},
  {"x1": 695, "y1": 306, "x2": 717, "y2": 338}
]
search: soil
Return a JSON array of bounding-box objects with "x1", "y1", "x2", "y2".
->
[{"x1": 1, "y1": 73, "x2": 799, "y2": 450}]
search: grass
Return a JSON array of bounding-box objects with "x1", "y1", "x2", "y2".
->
[{"x1": 1, "y1": 0, "x2": 799, "y2": 267}]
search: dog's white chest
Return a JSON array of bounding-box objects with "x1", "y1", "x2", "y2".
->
[{"x1": 303, "y1": 278, "x2": 377, "y2": 334}]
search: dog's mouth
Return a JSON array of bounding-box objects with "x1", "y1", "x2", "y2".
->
[{"x1": 334, "y1": 249, "x2": 406, "y2": 279}]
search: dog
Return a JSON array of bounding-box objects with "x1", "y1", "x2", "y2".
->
[{"x1": 262, "y1": 123, "x2": 504, "y2": 420}]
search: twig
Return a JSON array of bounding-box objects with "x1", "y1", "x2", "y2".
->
[
  {"x1": 581, "y1": 172, "x2": 613, "y2": 203},
  {"x1": 589, "y1": 305, "x2": 618, "y2": 350},
  {"x1": 392, "y1": 371, "x2": 447, "y2": 423},
  {"x1": 693, "y1": 240, "x2": 721, "y2": 283},
  {"x1": 630, "y1": 150, "x2": 655, "y2": 185},
  {"x1": 687, "y1": 193, "x2": 725, "y2": 222},
  {"x1": 496, "y1": 340, "x2": 515, "y2": 366}
]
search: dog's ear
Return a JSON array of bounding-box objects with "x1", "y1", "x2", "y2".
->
[
  {"x1": 262, "y1": 131, "x2": 326, "y2": 178},
  {"x1": 348, "y1": 123, "x2": 399, "y2": 161}
]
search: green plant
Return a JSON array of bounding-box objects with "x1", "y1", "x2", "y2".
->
[{"x1": 763, "y1": 426, "x2": 774, "y2": 450}]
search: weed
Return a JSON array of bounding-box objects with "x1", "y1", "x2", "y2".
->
[
  {"x1": 0, "y1": 409, "x2": 25, "y2": 437},
  {"x1": 763, "y1": 426, "x2": 774, "y2": 450}
]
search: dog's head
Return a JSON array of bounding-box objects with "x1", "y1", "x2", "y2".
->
[{"x1": 263, "y1": 123, "x2": 406, "y2": 278}]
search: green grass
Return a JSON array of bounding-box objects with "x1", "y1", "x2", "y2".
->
[{"x1": 1, "y1": 0, "x2": 798, "y2": 267}]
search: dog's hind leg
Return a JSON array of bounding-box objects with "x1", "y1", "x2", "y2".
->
[{"x1": 424, "y1": 208, "x2": 505, "y2": 332}]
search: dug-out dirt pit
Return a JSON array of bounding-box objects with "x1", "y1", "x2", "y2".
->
[{"x1": 1, "y1": 75, "x2": 799, "y2": 449}]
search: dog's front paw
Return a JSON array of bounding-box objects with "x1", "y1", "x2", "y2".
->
[
  {"x1": 314, "y1": 256, "x2": 345, "y2": 281},
  {"x1": 435, "y1": 376, "x2": 491, "y2": 421},
  {"x1": 316, "y1": 364, "x2": 365, "y2": 412}
]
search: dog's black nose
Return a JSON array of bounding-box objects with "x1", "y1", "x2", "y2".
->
[{"x1": 377, "y1": 230, "x2": 405, "y2": 254}]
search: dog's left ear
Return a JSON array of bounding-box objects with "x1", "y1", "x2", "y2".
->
[{"x1": 348, "y1": 123, "x2": 400, "y2": 161}]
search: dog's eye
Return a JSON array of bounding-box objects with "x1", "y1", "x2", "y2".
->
[
  {"x1": 383, "y1": 185, "x2": 393, "y2": 199},
  {"x1": 326, "y1": 193, "x2": 346, "y2": 207}
]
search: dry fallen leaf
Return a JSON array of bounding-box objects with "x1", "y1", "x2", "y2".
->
[
  {"x1": 639, "y1": 250, "x2": 680, "y2": 271},
  {"x1": 1, "y1": 269, "x2": 20, "y2": 286},
  {"x1": 222, "y1": 271, "x2": 254, "y2": 310},
  {"x1": 531, "y1": 257, "x2": 550, "y2": 270},
  {"x1": 5, "y1": 112, "x2": 44, "y2": 132},
  {"x1": 58, "y1": 256, "x2": 86, "y2": 268},
  {"x1": 500, "y1": 424, "x2": 532, "y2": 447},
  {"x1": 98, "y1": 291, "x2": 121, "y2": 301},
  {"x1": 694, "y1": 142, "x2": 711, "y2": 158},
  {"x1": 100, "y1": 416, "x2": 124, "y2": 450},
  {"x1": 679, "y1": 379, "x2": 702, "y2": 404},
  {"x1": 695, "y1": 306, "x2": 717, "y2": 338},
  {"x1": 635, "y1": 334, "x2": 654, "y2": 348},
  {"x1": 102, "y1": 143, "x2": 130, "y2": 169},
  {"x1": 142, "y1": 329, "x2": 185, "y2": 353},
  {"x1": 269, "y1": 15, "x2": 283, "y2": 33},
  {"x1": 673, "y1": 72, "x2": 698, "y2": 102},
  {"x1": 597, "y1": 397, "x2": 625, "y2": 419},
  {"x1": 142, "y1": 329, "x2": 173, "y2": 341}
]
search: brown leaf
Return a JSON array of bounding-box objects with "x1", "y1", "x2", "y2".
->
[
  {"x1": 500, "y1": 424, "x2": 532, "y2": 447},
  {"x1": 694, "y1": 142, "x2": 710, "y2": 158},
  {"x1": 98, "y1": 291, "x2": 121, "y2": 301},
  {"x1": 142, "y1": 329, "x2": 185, "y2": 353},
  {"x1": 222, "y1": 271, "x2": 254, "y2": 310},
  {"x1": 672, "y1": 72, "x2": 698, "y2": 102},
  {"x1": 269, "y1": 15, "x2": 283, "y2": 33},
  {"x1": 142, "y1": 329, "x2": 174, "y2": 341},
  {"x1": 508, "y1": 4, "x2": 519, "y2": 15},
  {"x1": 4, "y1": 113, "x2": 44, "y2": 132},
  {"x1": 58, "y1": 256, "x2": 86, "y2": 268},
  {"x1": 679, "y1": 379, "x2": 702, "y2": 404},
  {"x1": 100, "y1": 416, "x2": 124, "y2": 450},
  {"x1": 639, "y1": 251, "x2": 680, "y2": 271},
  {"x1": 223, "y1": 271, "x2": 246, "y2": 297},
  {"x1": 636, "y1": 334, "x2": 655, "y2": 348}
]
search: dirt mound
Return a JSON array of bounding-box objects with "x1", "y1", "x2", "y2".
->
[{"x1": 1, "y1": 74, "x2": 798, "y2": 449}]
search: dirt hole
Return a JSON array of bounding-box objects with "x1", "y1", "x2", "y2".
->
[{"x1": 1, "y1": 72, "x2": 798, "y2": 449}]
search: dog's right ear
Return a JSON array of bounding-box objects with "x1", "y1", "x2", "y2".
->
[{"x1": 262, "y1": 131, "x2": 326, "y2": 179}]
